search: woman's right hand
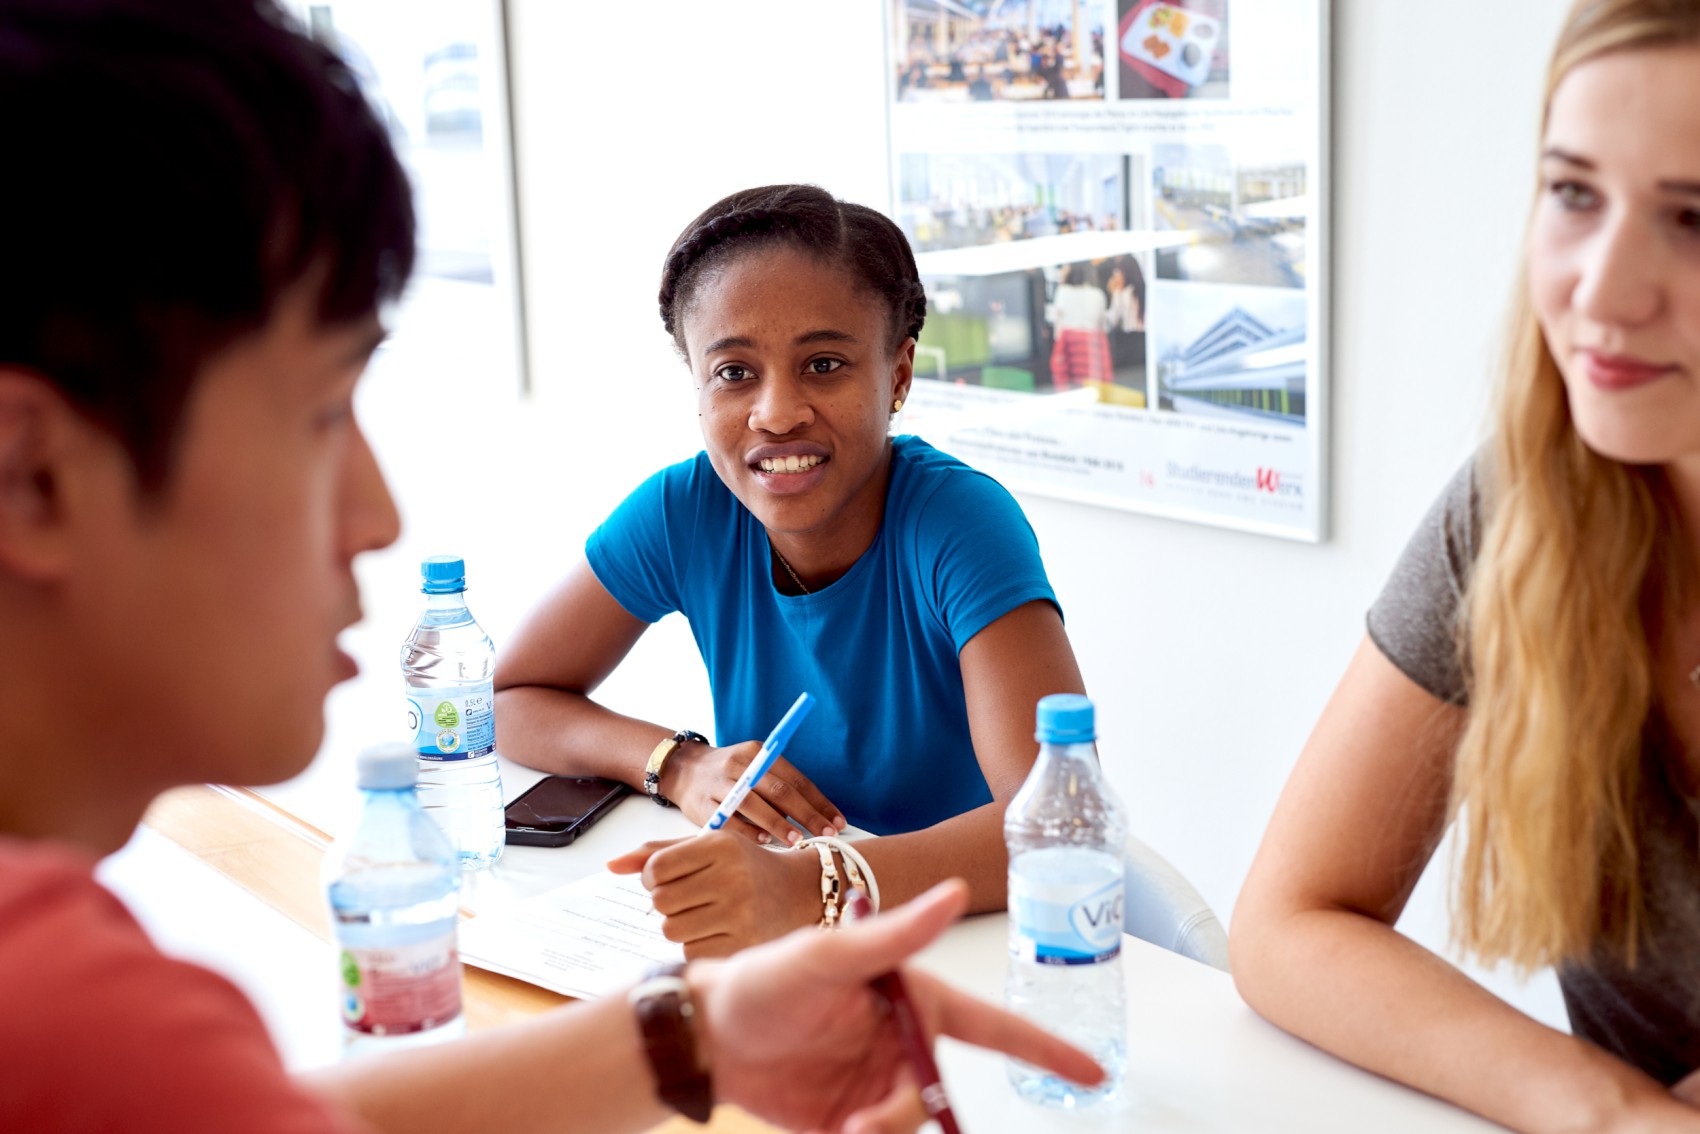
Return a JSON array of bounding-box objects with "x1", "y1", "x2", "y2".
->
[{"x1": 661, "y1": 738, "x2": 844, "y2": 845}]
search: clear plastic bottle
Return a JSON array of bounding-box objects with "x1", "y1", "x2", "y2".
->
[
  {"x1": 402, "y1": 555, "x2": 504, "y2": 870},
  {"x1": 1005, "y1": 693, "x2": 1129, "y2": 1108},
  {"x1": 325, "y1": 743, "x2": 466, "y2": 1056}
]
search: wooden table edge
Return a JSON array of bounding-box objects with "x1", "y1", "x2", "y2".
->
[{"x1": 141, "y1": 784, "x2": 775, "y2": 1134}]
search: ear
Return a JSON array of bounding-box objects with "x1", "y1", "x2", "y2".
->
[
  {"x1": 892, "y1": 336, "x2": 916, "y2": 408},
  {"x1": 0, "y1": 370, "x2": 91, "y2": 581}
]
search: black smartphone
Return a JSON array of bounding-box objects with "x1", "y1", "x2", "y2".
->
[{"x1": 503, "y1": 776, "x2": 633, "y2": 847}]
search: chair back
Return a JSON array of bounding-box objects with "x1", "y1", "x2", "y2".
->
[{"x1": 1123, "y1": 834, "x2": 1230, "y2": 972}]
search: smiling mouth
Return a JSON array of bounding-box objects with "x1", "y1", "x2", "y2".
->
[{"x1": 757, "y1": 454, "x2": 827, "y2": 474}]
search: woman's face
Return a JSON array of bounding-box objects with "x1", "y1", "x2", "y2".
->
[
  {"x1": 1530, "y1": 45, "x2": 1700, "y2": 467},
  {"x1": 681, "y1": 246, "x2": 913, "y2": 545}
]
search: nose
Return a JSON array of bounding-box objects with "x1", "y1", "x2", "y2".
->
[
  {"x1": 1573, "y1": 210, "x2": 1664, "y2": 328},
  {"x1": 341, "y1": 417, "x2": 401, "y2": 557},
  {"x1": 748, "y1": 373, "x2": 813, "y2": 436}
]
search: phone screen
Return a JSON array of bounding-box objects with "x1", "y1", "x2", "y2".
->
[{"x1": 504, "y1": 776, "x2": 630, "y2": 838}]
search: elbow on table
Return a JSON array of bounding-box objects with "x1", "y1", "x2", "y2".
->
[{"x1": 1226, "y1": 891, "x2": 1305, "y2": 1021}]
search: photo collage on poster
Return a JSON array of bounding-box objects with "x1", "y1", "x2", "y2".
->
[{"x1": 889, "y1": 0, "x2": 1324, "y2": 539}]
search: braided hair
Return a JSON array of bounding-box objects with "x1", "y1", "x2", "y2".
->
[{"x1": 658, "y1": 184, "x2": 927, "y2": 354}]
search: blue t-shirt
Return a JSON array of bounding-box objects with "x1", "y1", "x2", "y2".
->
[{"x1": 585, "y1": 436, "x2": 1058, "y2": 835}]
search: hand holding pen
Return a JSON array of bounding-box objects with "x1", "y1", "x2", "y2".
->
[
  {"x1": 845, "y1": 889, "x2": 962, "y2": 1134},
  {"x1": 703, "y1": 691, "x2": 816, "y2": 834},
  {"x1": 610, "y1": 693, "x2": 832, "y2": 954},
  {"x1": 651, "y1": 692, "x2": 843, "y2": 845}
]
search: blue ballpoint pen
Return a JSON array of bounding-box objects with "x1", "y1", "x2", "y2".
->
[{"x1": 702, "y1": 691, "x2": 815, "y2": 833}]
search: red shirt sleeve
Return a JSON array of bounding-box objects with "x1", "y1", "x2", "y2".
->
[{"x1": 0, "y1": 840, "x2": 364, "y2": 1134}]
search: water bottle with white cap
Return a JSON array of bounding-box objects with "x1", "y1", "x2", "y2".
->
[{"x1": 325, "y1": 743, "x2": 465, "y2": 1056}]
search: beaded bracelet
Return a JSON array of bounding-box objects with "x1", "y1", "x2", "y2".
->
[
  {"x1": 800, "y1": 835, "x2": 880, "y2": 914},
  {"x1": 810, "y1": 840, "x2": 841, "y2": 928}
]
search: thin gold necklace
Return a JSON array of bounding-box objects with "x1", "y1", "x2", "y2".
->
[{"x1": 772, "y1": 545, "x2": 811, "y2": 595}]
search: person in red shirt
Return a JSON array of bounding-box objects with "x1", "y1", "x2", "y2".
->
[{"x1": 0, "y1": 3, "x2": 1099, "y2": 1132}]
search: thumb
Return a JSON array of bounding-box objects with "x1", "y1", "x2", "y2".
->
[
  {"x1": 826, "y1": 879, "x2": 968, "y2": 982},
  {"x1": 605, "y1": 837, "x2": 682, "y2": 875}
]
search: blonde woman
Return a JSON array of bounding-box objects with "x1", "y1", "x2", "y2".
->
[{"x1": 1232, "y1": 2, "x2": 1700, "y2": 1130}]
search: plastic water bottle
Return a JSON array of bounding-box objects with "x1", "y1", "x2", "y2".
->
[
  {"x1": 325, "y1": 743, "x2": 465, "y2": 1056},
  {"x1": 1005, "y1": 693, "x2": 1128, "y2": 1108},
  {"x1": 402, "y1": 555, "x2": 504, "y2": 870}
]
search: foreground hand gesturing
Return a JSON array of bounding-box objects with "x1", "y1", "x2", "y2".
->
[{"x1": 690, "y1": 879, "x2": 1104, "y2": 1134}]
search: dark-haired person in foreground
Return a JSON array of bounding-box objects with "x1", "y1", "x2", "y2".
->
[
  {"x1": 496, "y1": 185, "x2": 1087, "y2": 954},
  {"x1": 0, "y1": 4, "x2": 1100, "y2": 1131}
]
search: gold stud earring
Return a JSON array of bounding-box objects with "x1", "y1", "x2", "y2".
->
[{"x1": 892, "y1": 398, "x2": 904, "y2": 414}]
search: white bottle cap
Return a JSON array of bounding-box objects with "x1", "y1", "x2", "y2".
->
[{"x1": 356, "y1": 743, "x2": 418, "y2": 790}]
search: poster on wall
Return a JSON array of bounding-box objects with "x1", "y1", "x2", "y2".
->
[{"x1": 887, "y1": 0, "x2": 1328, "y2": 540}]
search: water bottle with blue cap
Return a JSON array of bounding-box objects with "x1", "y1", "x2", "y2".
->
[
  {"x1": 402, "y1": 555, "x2": 504, "y2": 869},
  {"x1": 1005, "y1": 693, "x2": 1128, "y2": 1108}
]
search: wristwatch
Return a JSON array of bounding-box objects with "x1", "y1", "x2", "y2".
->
[
  {"x1": 644, "y1": 729, "x2": 707, "y2": 807},
  {"x1": 628, "y1": 962, "x2": 714, "y2": 1123}
]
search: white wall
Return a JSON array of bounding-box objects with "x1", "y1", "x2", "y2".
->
[{"x1": 496, "y1": 0, "x2": 1572, "y2": 1024}]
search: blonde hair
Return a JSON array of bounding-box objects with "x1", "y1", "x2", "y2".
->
[{"x1": 1451, "y1": 0, "x2": 1700, "y2": 971}]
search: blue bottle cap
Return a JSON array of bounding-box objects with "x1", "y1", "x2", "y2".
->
[
  {"x1": 421, "y1": 555, "x2": 467, "y2": 594},
  {"x1": 1035, "y1": 693, "x2": 1096, "y2": 743},
  {"x1": 357, "y1": 743, "x2": 418, "y2": 790}
]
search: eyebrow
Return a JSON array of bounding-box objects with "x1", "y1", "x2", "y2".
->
[
  {"x1": 1541, "y1": 146, "x2": 1594, "y2": 170},
  {"x1": 703, "y1": 328, "x2": 860, "y2": 355},
  {"x1": 1542, "y1": 146, "x2": 1700, "y2": 195}
]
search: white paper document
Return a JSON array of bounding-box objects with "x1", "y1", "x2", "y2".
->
[{"x1": 459, "y1": 870, "x2": 683, "y2": 1000}]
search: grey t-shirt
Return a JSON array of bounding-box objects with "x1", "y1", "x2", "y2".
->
[{"x1": 1368, "y1": 458, "x2": 1700, "y2": 1086}]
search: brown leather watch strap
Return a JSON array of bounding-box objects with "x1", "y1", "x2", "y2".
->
[{"x1": 629, "y1": 962, "x2": 713, "y2": 1123}]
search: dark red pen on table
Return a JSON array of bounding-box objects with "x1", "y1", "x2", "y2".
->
[{"x1": 845, "y1": 890, "x2": 962, "y2": 1134}]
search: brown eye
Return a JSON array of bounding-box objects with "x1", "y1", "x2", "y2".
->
[{"x1": 807, "y1": 358, "x2": 844, "y2": 375}]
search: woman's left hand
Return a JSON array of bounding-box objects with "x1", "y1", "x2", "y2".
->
[{"x1": 607, "y1": 831, "x2": 822, "y2": 957}]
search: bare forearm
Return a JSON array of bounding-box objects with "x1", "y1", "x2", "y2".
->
[
  {"x1": 859, "y1": 802, "x2": 1010, "y2": 914},
  {"x1": 301, "y1": 996, "x2": 668, "y2": 1134},
  {"x1": 496, "y1": 685, "x2": 667, "y2": 789},
  {"x1": 1233, "y1": 908, "x2": 1685, "y2": 1134}
]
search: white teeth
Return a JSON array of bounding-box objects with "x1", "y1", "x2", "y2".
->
[{"x1": 759, "y1": 454, "x2": 823, "y2": 473}]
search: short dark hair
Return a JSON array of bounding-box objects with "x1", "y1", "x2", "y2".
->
[
  {"x1": 0, "y1": 0, "x2": 415, "y2": 488},
  {"x1": 657, "y1": 184, "x2": 926, "y2": 355}
]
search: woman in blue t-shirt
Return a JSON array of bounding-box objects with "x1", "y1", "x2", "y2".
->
[{"x1": 495, "y1": 184, "x2": 1087, "y2": 956}]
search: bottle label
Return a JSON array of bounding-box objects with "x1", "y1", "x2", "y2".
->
[
  {"x1": 339, "y1": 932, "x2": 463, "y2": 1036},
  {"x1": 1009, "y1": 870, "x2": 1124, "y2": 966},
  {"x1": 407, "y1": 681, "x2": 495, "y2": 760}
]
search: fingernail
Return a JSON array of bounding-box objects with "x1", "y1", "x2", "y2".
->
[
  {"x1": 757, "y1": 832, "x2": 771, "y2": 844},
  {"x1": 833, "y1": 815, "x2": 847, "y2": 832},
  {"x1": 786, "y1": 830, "x2": 801, "y2": 846}
]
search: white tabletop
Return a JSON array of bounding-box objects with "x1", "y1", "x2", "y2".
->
[
  {"x1": 469, "y1": 772, "x2": 1502, "y2": 1133},
  {"x1": 123, "y1": 763, "x2": 1501, "y2": 1132}
]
